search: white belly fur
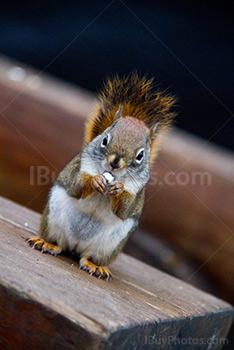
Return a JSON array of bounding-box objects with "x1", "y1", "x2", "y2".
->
[{"x1": 47, "y1": 185, "x2": 134, "y2": 263}]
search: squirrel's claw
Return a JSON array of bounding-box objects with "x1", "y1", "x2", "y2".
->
[
  {"x1": 107, "y1": 181, "x2": 124, "y2": 196},
  {"x1": 26, "y1": 236, "x2": 62, "y2": 256},
  {"x1": 79, "y1": 257, "x2": 112, "y2": 281},
  {"x1": 91, "y1": 174, "x2": 107, "y2": 195},
  {"x1": 92, "y1": 175, "x2": 124, "y2": 197}
]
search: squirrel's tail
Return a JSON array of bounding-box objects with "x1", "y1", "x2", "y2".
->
[{"x1": 85, "y1": 72, "x2": 177, "y2": 160}]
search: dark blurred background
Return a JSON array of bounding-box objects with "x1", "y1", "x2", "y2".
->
[{"x1": 0, "y1": 0, "x2": 233, "y2": 150}]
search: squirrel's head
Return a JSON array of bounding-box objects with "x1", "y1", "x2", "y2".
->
[
  {"x1": 101, "y1": 116, "x2": 152, "y2": 174},
  {"x1": 86, "y1": 108, "x2": 159, "y2": 185}
]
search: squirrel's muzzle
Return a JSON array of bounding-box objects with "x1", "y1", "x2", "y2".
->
[{"x1": 106, "y1": 154, "x2": 125, "y2": 171}]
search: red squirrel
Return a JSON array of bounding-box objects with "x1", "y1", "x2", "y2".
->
[{"x1": 26, "y1": 73, "x2": 176, "y2": 280}]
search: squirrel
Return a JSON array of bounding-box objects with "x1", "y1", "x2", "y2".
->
[{"x1": 26, "y1": 73, "x2": 176, "y2": 280}]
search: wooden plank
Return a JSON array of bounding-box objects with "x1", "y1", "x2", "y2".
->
[
  {"x1": 124, "y1": 230, "x2": 216, "y2": 294},
  {"x1": 0, "y1": 55, "x2": 234, "y2": 303},
  {"x1": 0, "y1": 196, "x2": 233, "y2": 349}
]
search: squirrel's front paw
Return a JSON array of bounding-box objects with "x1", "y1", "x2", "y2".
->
[
  {"x1": 91, "y1": 174, "x2": 107, "y2": 195},
  {"x1": 107, "y1": 181, "x2": 124, "y2": 196}
]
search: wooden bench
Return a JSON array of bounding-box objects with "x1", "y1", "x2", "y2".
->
[{"x1": 0, "y1": 196, "x2": 233, "y2": 349}]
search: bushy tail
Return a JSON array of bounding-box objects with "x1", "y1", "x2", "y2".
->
[{"x1": 85, "y1": 72, "x2": 177, "y2": 145}]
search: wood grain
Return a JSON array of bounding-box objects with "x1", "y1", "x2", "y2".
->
[
  {"x1": 0, "y1": 196, "x2": 233, "y2": 349},
  {"x1": 0, "y1": 56, "x2": 234, "y2": 303}
]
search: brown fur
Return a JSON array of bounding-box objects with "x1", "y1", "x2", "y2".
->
[
  {"x1": 40, "y1": 203, "x2": 50, "y2": 240},
  {"x1": 55, "y1": 154, "x2": 94, "y2": 199},
  {"x1": 85, "y1": 72, "x2": 177, "y2": 163},
  {"x1": 78, "y1": 173, "x2": 95, "y2": 199},
  {"x1": 112, "y1": 187, "x2": 145, "y2": 221}
]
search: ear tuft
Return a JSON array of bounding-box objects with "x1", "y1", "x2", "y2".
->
[
  {"x1": 114, "y1": 105, "x2": 123, "y2": 120},
  {"x1": 150, "y1": 123, "x2": 159, "y2": 139}
]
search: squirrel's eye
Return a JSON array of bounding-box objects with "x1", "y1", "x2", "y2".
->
[
  {"x1": 101, "y1": 135, "x2": 109, "y2": 148},
  {"x1": 135, "y1": 149, "x2": 144, "y2": 164}
]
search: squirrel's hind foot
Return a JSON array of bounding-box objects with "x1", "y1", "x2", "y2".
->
[
  {"x1": 79, "y1": 257, "x2": 112, "y2": 281},
  {"x1": 26, "y1": 236, "x2": 62, "y2": 256}
]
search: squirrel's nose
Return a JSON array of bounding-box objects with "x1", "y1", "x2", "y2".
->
[{"x1": 110, "y1": 156, "x2": 120, "y2": 169}]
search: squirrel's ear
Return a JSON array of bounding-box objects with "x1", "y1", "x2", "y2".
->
[
  {"x1": 150, "y1": 123, "x2": 159, "y2": 139},
  {"x1": 114, "y1": 105, "x2": 123, "y2": 120}
]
